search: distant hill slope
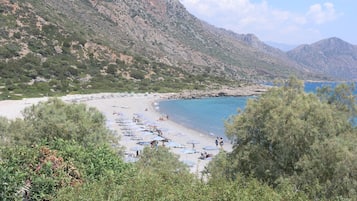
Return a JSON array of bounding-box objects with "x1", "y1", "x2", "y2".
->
[
  {"x1": 1, "y1": 0, "x2": 356, "y2": 100},
  {"x1": 287, "y1": 37, "x2": 357, "y2": 80},
  {"x1": 36, "y1": 0, "x2": 313, "y2": 80}
]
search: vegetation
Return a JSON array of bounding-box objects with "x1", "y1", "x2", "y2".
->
[
  {"x1": 0, "y1": 98, "x2": 293, "y2": 201},
  {"x1": 0, "y1": 0, "x2": 354, "y2": 198},
  {"x1": 0, "y1": 0, "x2": 240, "y2": 101},
  {"x1": 205, "y1": 77, "x2": 357, "y2": 200},
  {"x1": 1, "y1": 78, "x2": 356, "y2": 200}
]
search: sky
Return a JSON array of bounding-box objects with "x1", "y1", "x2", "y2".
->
[{"x1": 179, "y1": 0, "x2": 357, "y2": 46}]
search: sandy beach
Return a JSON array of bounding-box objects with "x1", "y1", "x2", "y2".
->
[{"x1": 0, "y1": 93, "x2": 233, "y2": 174}]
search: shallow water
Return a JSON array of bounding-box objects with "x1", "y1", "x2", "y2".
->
[
  {"x1": 159, "y1": 96, "x2": 251, "y2": 139},
  {"x1": 158, "y1": 82, "x2": 356, "y2": 139}
]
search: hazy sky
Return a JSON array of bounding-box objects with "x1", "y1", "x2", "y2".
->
[{"x1": 179, "y1": 0, "x2": 356, "y2": 45}]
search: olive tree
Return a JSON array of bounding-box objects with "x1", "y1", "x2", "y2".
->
[
  {"x1": 220, "y1": 78, "x2": 356, "y2": 199},
  {"x1": 20, "y1": 98, "x2": 117, "y2": 147}
]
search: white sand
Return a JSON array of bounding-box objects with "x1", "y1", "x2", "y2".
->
[{"x1": 0, "y1": 93, "x2": 232, "y2": 174}]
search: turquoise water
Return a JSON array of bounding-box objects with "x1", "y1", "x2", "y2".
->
[
  {"x1": 159, "y1": 96, "x2": 251, "y2": 139},
  {"x1": 158, "y1": 82, "x2": 356, "y2": 139}
]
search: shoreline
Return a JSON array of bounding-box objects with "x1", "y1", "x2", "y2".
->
[
  {"x1": 83, "y1": 93, "x2": 233, "y2": 173},
  {"x1": 0, "y1": 92, "x2": 234, "y2": 173},
  {"x1": 0, "y1": 85, "x2": 271, "y2": 173},
  {"x1": 166, "y1": 84, "x2": 269, "y2": 99}
]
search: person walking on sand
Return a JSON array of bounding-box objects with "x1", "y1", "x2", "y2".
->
[
  {"x1": 215, "y1": 137, "x2": 219, "y2": 147},
  {"x1": 219, "y1": 137, "x2": 224, "y2": 148}
]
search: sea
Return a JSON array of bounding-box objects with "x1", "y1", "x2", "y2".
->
[{"x1": 158, "y1": 82, "x2": 355, "y2": 139}]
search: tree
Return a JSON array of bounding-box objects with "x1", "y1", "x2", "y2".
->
[
  {"x1": 119, "y1": 147, "x2": 202, "y2": 200},
  {"x1": 20, "y1": 98, "x2": 117, "y2": 147},
  {"x1": 317, "y1": 82, "x2": 357, "y2": 123},
  {"x1": 0, "y1": 139, "x2": 131, "y2": 200},
  {"x1": 0, "y1": 145, "x2": 82, "y2": 200},
  {"x1": 291, "y1": 134, "x2": 357, "y2": 200},
  {"x1": 0, "y1": 116, "x2": 10, "y2": 146},
  {"x1": 222, "y1": 78, "x2": 355, "y2": 199}
]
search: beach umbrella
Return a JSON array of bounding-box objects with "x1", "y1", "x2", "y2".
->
[
  {"x1": 123, "y1": 131, "x2": 134, "y2": 136},
  {"x1": 158, "y1": 127, "x2": 169, "y2": 132},
  {"x1": 130, "y1": 136, "x2": 143, "y2": 140},
  {"x1": 187, "y1": 139, "x2": 200, "y2": 148},
  {"x1": 133, "y1": 113, "x2": 144, "y2": 117},
  {"x1": 165, "y1": 141, "x2": 182, "y2": 148},
  {"x1": 140, "y1": 131, "x2": 154, "y2": 136},
  {"x1": 130, "y1": 146, "x2": 144, "y2": 152},
  {"x1": 187, "y1": 139, "x2": 200, "y2": 145},
  {"x1": 137, "y1": 141, "x2": 151, "y2": 146},
  {"x1": 152, "y1": 136, "x2": 165, "y2": 141},
  {"x1": 145, "y1": 121, "x2": 158, "y2": 127},
  {"x1": 175, "y1": 132, "x2": 186, "y2": 137},
  {"x1": 181, "y1": 148, "x2": 197, "y2": 154},
  {"x1": 203, "y1": 145, "x2": 218, "y2": 151}
]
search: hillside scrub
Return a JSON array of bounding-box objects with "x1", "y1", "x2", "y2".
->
[{"x1": 0, "y1": 0, "x2": 242, "y2": 100}]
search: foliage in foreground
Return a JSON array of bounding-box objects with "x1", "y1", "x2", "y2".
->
[
  {"x1": 0, "y1": 98, "x2": 298, "y2": 200},
  {"x1": 56, "y1": 147, "x2": 301, "y2": 201},
  {"x1": 0, "y1": 140, "x2": 133, "y2": 200},
  {"x1": 3, "y1": 80, "x2": 356, "y2": 200},
  {"x1": 207, "y1": 77, "x2": 357, "y2": 200},
  {"x1": 0, "y1": 99, "x2": 130, "y2": 200},
  {"x1": 2, "y1": 98, "x2": 118, "y2": 147}
]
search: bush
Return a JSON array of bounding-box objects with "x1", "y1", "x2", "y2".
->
[
  {"x1": 130, "y1": 69, "x2": 145, "y2": 80},
  {"x1": 20, "y1": 98, "x2": 116, "y2": 146}
]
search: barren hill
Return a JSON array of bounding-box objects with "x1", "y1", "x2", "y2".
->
[
  {"x1": 1, "y1": 0, "x2": 354, "y2": 99},
  {"x1": 287, "y1": 37, "x2": 357, "y2": 80}
]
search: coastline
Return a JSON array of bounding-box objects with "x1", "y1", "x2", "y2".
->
[
  {"x1": 0, "y1": 84, "x2": 268, "y2": 173},
  {"x1": 167, "y1": 84, "x2": 269, "y2": 99},
  {"x1": 83, "y1": 93, "x2": 233, "y2": 173}
]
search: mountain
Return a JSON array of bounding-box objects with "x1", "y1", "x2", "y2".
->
[
  {"x1": 287, "y1": 37, "x2": 357, "y2": 80},
  {"x1": 36, "y1": 0, "x2": 312, "y2": 79},
  {"x1": 0, "y1": 0, "x2": 352, "y2": 99}
]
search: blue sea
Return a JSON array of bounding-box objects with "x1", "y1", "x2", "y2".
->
[{"x1": 158, "y1": 82, "x2": 356, "y2": 139}]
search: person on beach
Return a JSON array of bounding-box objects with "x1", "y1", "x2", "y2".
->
[
  {"x1": 150, "y1": 140, "x2": 157, "y2": 148},
  {"x1": 215, "y1": 137, "x2": 219, "y2": 147},
  {"x1": 219, "y1": 137, "x2": 224, "y2": 148},
  {"x1": 199, "y1": 152, "x2": 213, "y2": 160},
  {"x1": 156, "y1": 129, "x2": 163, "y2": 136}
]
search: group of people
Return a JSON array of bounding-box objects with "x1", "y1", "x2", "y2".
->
[
  {"x1": 158, "y1": 114, "x2": 169, "y2": 121},
  {"x1": 199, "y1": 151, "x2": 213, "y2": 160},
  {"x1": 215, "y1": 137, "x2": 224, "y2": 148}
]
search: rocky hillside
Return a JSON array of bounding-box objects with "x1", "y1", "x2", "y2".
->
[
  {"x1": 0, "y1": 0, "x2": 355, "y2": 99},
  {"x1": 38, "y1": 0, "x2": 313, "y2": 79},
  {"x1": 0, "y1": 0, "x2": 234, "y2": 99},
  {"x1": 287, "y1": 37, "x2": 357, "y2": 80}
]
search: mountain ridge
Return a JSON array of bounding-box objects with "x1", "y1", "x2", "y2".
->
[
  {"x1": 287, "y1": 37, "x2": 357, "y2": 80},
  {"x1": 0, "y1": 0, "x2": 356, "y2": 99},
  {"x1": 27, "y1": 0, "x2": 314, "y2": 80}
]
